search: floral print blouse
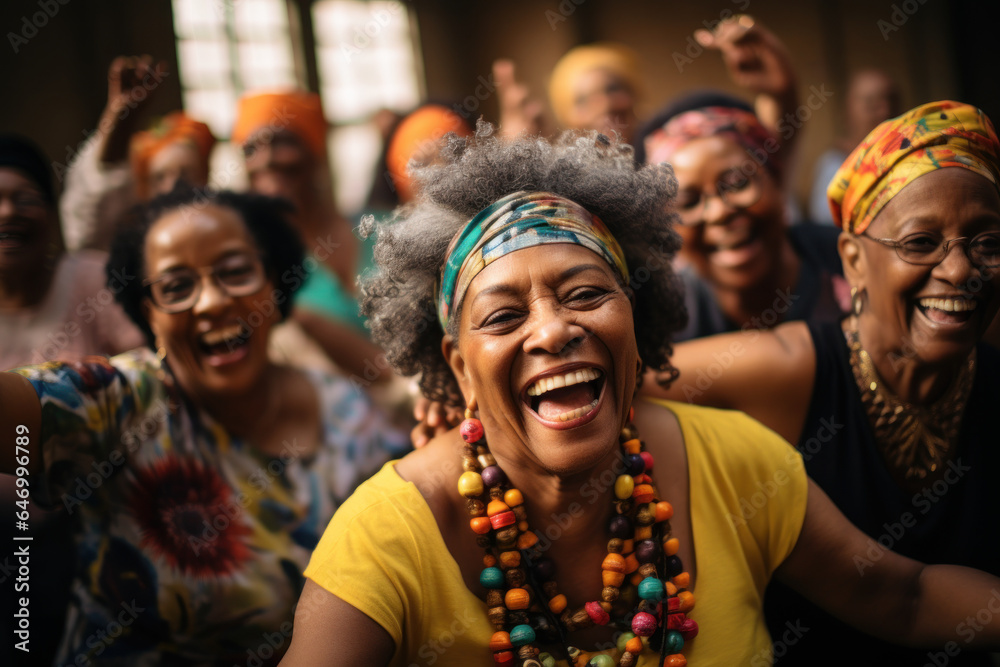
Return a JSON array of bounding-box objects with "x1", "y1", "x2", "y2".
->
[{"x1": 11, "y1": 349, "x2": 408, "y2": 666}]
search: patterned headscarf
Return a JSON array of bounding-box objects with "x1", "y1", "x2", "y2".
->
[
  {"x1": 643, "y1": 106, "x2": 782, "y2": 175},
  {"x1": 828, "y1": 100, "x2": 1000, "y2": 234},
  {"x1": 436, "y1": 191, "x2": 629, "y2": 330},
  {"x1": 231, "y1": 90, "x2": 328, "y2": 159},
  {"x1": 130, "y1": 113, "x2": 215, "y2": 199}
]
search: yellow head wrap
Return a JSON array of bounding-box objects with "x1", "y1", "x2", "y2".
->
[
  {"x1": 828, "y1": 100, "x2": 1000, "y2": 234},
  {"x1": 548, "y1": 42, "x2": 642, "y2": 129}
]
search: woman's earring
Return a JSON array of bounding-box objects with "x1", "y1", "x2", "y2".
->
[
  {"x1": 464, "y1": 395, "x2": 478, "y2": 420},
  {"x1": 850, "y1": 286, "x2": 864, "y2": 316}
]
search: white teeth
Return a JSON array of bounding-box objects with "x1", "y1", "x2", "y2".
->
[
  {"x1": 201, "y1": 325, "x2": 245, "y2": 346},
  {"x1": 526, "y1": 367, "x2": 601, "y2": 397},
  {"x1": 918, "y1": 298, "x2": 977, "y2": 312}
]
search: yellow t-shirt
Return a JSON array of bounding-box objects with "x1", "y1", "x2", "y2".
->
[{"x1": 305, "y1": 401, "x2": 807, "y2": 666}]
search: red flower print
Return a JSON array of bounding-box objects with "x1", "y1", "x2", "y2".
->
[{"x1": 128, "y1": 456, "x2": 252, "y2": 577}]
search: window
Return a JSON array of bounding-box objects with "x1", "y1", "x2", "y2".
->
[
  {"x1": 312, "y1": 0, "x2": 423, "y2": 213},
  {"x1": 172, "y1": 0, "x2": 300, "y2": 138},
  {"x1": 171, "y1": 0, "x2": 424, "y2": 213}
]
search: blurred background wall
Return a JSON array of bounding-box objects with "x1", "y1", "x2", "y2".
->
[{"x1": 1, "y1": 0, "x2": 996, "y2": 215}]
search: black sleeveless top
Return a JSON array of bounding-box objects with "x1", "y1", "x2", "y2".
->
[{"x1": 763, "y1": 320, "x2": 1000, "y2": 666}]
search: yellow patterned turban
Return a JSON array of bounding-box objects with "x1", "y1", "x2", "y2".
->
[{"x1": 828, "y1": 100, "x2": 1000, "y2": 234}]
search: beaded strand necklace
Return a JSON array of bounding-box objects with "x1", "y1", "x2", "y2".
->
[{"x1": 456, "y1": 407, "x2": 699, "y2": 667}]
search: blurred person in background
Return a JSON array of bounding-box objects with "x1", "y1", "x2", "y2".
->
[
  {"x1": 1, "y1": 187, "x2": 407, "y2": 665},
  {"x1": 60, "y1": 55, "x2": 216, "y2": 252},
  {"x1": 633, "y1": 16, "x2": 845, "y2": 341},
  {"x1": 636, "y1": 94, "x2": 846, "y2": 341},
  {"x1": 231, "y1": 89, "x2": 393, "y2": 385},
  {"x1": 0, "y1": 133, "x2": 144, "y2": 667},
  {"x1": 809, "y1": 68, "x2": 902, "y2": 224}
]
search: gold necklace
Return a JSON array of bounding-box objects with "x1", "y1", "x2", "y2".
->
[{"x1": 844, "y1": 324, "x2": 975, "y2": 481}]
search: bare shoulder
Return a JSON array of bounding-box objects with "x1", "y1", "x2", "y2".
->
[{"x1": 771, "y1": 320, "x2": 815, "y2": 356}]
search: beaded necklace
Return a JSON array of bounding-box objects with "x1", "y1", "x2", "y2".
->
[{"x1": 456, "y1": 407, "x2": 698, "y2": 667}]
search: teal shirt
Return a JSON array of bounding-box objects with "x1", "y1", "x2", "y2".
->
[{"x1": 295, "y1": 222, "x2": 377, "y2": 336}]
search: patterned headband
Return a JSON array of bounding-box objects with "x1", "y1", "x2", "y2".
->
[
  {"x1": 436, "y1": 191, "x2": 630, "y2": 330},
  {"x1": 644, "y1": 106, "x2": 782, "y2": 175}
]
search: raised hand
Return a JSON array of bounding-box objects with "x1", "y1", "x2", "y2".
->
[
  {"x1": 493, "y1": 59, "x2": 545, "y2": 139},
  {"x1": 694, "y1": 15, "x2": 795, "y2": 99},
  {"x1": 98, "y1": 55, "x2": 169, "y2": 163}
]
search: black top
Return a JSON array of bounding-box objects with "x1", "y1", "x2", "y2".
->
[
  {"x1": 676, "y1": 224, "x2": 844, "y2": 341},
  {"x1": 763, "y1": 320, "x2": 1000, "y2": 666}
]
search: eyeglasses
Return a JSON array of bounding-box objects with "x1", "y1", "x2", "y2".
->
[
  {"x1": 144, "y1": 254, "x2": 266, "y2": 313},
  {"x1": 860, "y1": 231, "x2": 1000, "y2": 268},
  {"x1": 674, "y1": 169, "x2": 763, "y2": 227},
  {"x1": 1, "y1": 190, "x2": 48, "y2": 214}
]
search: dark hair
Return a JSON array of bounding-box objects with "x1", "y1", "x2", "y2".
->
[
  {"x1": 108, "y1": 187, "x2": 306, "y2": 348},
  {"x1": 633, "y1": 90, "x2": 754, "y2": 164},
  {"x1": 361, "y1": 123, "x2": 687, "y2": 407},
  {"x1": 0, "y1": 133, "x2": 56, "y2": 203}
]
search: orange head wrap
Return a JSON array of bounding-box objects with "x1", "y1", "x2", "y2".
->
[
  {"x1": 231, "y1": 90, "x2": 328, "y2": 159},
  {"x1": 385, "y1": 105, "x2": 473, "y2": 203},
  {"x1": 828, "y1": 100, "x2": 1000, "y2": 234},
  {"x1": 548, "y1": 42, "x2": 642, "y2": 129},
  {"x1": 130, "y1": 112, "x2": 215, "y2": 198}
]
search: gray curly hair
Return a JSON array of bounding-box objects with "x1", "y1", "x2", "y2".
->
[{"x1": 359, "y1": 124, "x2": 687, "y2": 407}]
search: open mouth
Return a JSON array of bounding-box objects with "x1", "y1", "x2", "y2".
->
[
  {"x1": 707, "y1": 230, "x2": 763, "y2": 269},
  {"x1": 0, "y1": 227, "x2": 31, "y2": 249},
  {"x1": 524, "y1": 367, "x2": 606, "y2": 424},
  {"x1": 916, "y1": 297, "x2": 978, "y2": 325},
  {"x1": 197, "y1": 324, "x2": 251, "y2": 365}
]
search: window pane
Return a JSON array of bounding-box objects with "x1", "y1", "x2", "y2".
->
[
  {"x1": 177, "y1": 40, "x2": 232, "y2": 89},
  {"x1": 238, "y1": 42, "x2": 296, "y2": 89},
  {"x1": 311, "y1": 0, "x2": 420, "y2": 122},
  {"x1": 328, "y1": 124, "x2": 382, "y2": 214},
  {"x1": 181, "y1": 88, "x2": 237, "y2": 138},
  {"x1": 234, "y1": 0, "x2": 288, "y2": 40},
  {"x1": 172, "y1": 0, "x2": 225, "y2": 38}
]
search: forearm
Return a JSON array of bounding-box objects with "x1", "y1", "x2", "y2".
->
[
  {"x1": 96, "y1": 105, "x2": 142, "y2": 165},
  {"x1": 293, "y1": 309, "x2": 392, "y2": 384},
  {"x1": 60, "y1": 130, "x2": 132, "y2": 252},
  {"x1": 1, "y1": 373, "x2": 42, "y2": 476},
  {"x1": 780, "y1": 482, "x2": 1000, "y2": 651},
  {"x1": 898, "y1": 564, "x2": 1000, "y2": 649}
]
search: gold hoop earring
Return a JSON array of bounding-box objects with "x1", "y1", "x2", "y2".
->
[
  {"x1": 155, "y1": 340, "x2": 167, "y2": 361},
  {"x1": 851, "y1": 286, "x2": 864, "y2": 316}
]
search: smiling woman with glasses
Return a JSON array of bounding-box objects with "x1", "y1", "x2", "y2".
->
[
  {"x1": 673, "y1": 167, "x2": 764, "y2": 227},
  {"x1": 636, "y1": 93, "x2": 847, "y2": 342},
  {"x1": 644, "y1": 100, "x2": 1000, "y2": 666},
  {"x1": 0, "y1": 187, "x2": 408, "y2": 665}
]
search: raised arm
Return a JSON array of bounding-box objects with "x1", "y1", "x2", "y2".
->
[
  {"x1": 696, "y1": 16, "x2": 800, "y2": 164},
  {"x1": 777, "y1": 480, "x2": 1000, "y2": 649},
  {"x1": 643, "y1": 321, "x2": 816, "y2": 443},
  {"x1": 1, "y1": 372, "x2": 42, "y2": 476},
  {"x1": 279, "y1": 580, "x2": 395, "y2": 666}
]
